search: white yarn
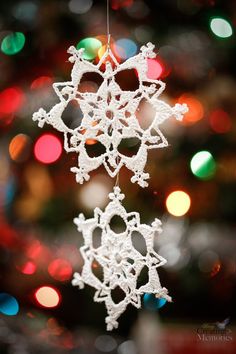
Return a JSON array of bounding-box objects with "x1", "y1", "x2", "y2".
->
[
  {"x1": 32, "y1": 42, "x2": 188, "y2": 187},
  {"x1": 72, "y1": 187, "x2": 172, "y2": 331}
]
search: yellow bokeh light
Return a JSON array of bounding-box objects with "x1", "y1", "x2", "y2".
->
[{"x1": 166, "y1": 190, "x2": 191, "y2": 217}]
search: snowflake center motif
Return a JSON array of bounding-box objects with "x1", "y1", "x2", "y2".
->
[
  {"x1": 72, "y1": 187, "x2": 172, "y2": 331},
  {"x1": 32, "y1": 42, "x2": 188, "y2": 187}
]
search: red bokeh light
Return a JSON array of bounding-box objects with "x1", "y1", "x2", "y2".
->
[
  {"x1": 26, "y1": 240, "x2": 43, "y2": 259},
  {"x1": 147, "y1": 59, "x2": 163, "y2": 79},
  {"x1": 48, "y1": 258, "x2": 73, "y2": 282},
  {"x1": 0, "y1": 87, "x2": 24, "y2": 115},
  {"x1": 16, "y1": 261, "x2": 36, "y2": 275},
  {"x1": 31, "y1": 76, "x2": 53, "y2": 90},
  {"x1": 111, "y1": 0, "x2": 133, "y2": 10},
  {"x1": 34, "y1": 133, "x2": 62, "y2": 164},
  {"x1": 209, "y1": 109, "x2": 232, "y2": 134}
]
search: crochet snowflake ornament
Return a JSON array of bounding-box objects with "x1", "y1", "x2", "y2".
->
[
  {"x1": 72, "y1": 187, "x2": 172, "y2": 330},
  {"x1": 32, "y1": 42, "x2": 188, "y2": 187}
]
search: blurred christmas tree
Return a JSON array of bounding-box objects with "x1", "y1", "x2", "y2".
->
[{"x1": 0, "y1": 0, "x2": 235, "y2": 353}]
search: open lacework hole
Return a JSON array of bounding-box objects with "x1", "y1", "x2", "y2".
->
[
  {"x1": 85, "y1": 141, "x2": 106, "y2": 157},
  {"x1": 111, "y1": 286, "x2": 126, "y2": 304},
  {"x1": 114, "y1": 69, "x2": 140, "y2": 91},
  {"x1": 92, "y1": 227, "x2": 102, "y2": 248},
  {"x1": 131, "y1": 231, "x2": 147, "y2": 256},
  {"x1": 105, "y1": 109, "x2": 114, "y2": 119},
  {"x1": 61, "y1": 99, "x2": 83, "y2": 129},
  {"x1": 137, "y1": 265, "x2": 149, "y2": 288},
  {"x1": 92, "y1": 259, "x2": 103, "y2": 282},
  {"x1": 136, "y1": 98, "x2": 156, "y2": 130},
  {"x1": 127, "y1": 257, "x2": 134, "y2": 265},
  {"x1": 109, "y1": 215, "x2": 127, "y2": 233},
  {"x1": 79, "y1": 72, "x2": 104, "y2": 91},
  {"x1": 77, "y1": 80, "x2": 98, "y2": 93},
  {"x1": 118, "y1": 138, "x2": 141, "y2": 157}
]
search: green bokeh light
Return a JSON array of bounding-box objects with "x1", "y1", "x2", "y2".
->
[
  {"x1": 76, "y1": 37, "x2": 102, "y2": 60},
  {"x1": 190, "y1": 151, "x2": 216, "y2": 180},
  {"x1": 1, "y1": 32, "x2": 26, "y2": 55},
  {"x1": 210, "y1": 17, "x2": 233, "y2": 38}
]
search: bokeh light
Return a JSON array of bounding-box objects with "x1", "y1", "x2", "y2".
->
[
  {"x1": 166, "y1": 191, "x2": 191, "y2": 217},
  {"x1": 12, "y1": 1, "x2": 38, "y2": 24},
  {"x1": 112, "y1": 0, "x2": 134, "y2": 10},
  {"x1": 34, "y1": 134, "x2": 62, "y2": 164},
  {"x1": 178, "y1": 94, "x2": 204, "y2": 124},
  {"x1": 98, "y1": 45, "x2": 108, "y2": 60},
  {"x1": 79, "y1": 177, "x2": 111, "y2": 210},
  {"x1": 69, "y1": 0, "x2": 93, "y2": 14},
  {"x1": 209, "y1": 109, "x2": 232, "y2": 134},
  {"x1": 210, "y1": 17, "x2": 233, "y2": 38},
  {"x1": 16, "y1": 260, "x2": 36, "y2": 275},
  {"x1": 0, "y1": 293, "x2": 19, "y2": 316},
  {"x1": 76, "y1": 38, "x2": 102, "y2": 60},
  {"x1": 114, "y1": 38, "x2": 137, "y2": 60},
  {"x1": 31, "y1": 76, "x2": 53, "y2": 90},
  {"x1": 143, "y1": 293, "x2": 167, "y2": 311},
  {"x1": 34, "y1": 286, "x2": 61, "y2": 308},
  {"x1": 95, "y1": 335, "x2": 117, "y2": 352},
  {"x1": 26, "y1": 240, "x2": 45, "y2": 259},
  {"x1": 190, "y1": 151, "x2": 216, "y2": 180},
  {"x1": 118, "y1": 340, "x2": 136, "y2": 354},
  {"x1": 211, "y1": 261, "x2": 221, "y2": 277},
  {"x1": 48, "y1": 259, "x2": 73, "y2": 282},
  {"x1": 146, "y1": 58, "x2": 163, "y2": 79},
  {"x1": 1, "y1": 32, "x2": 25, "y2": 55},
  {"x1": 9, "y1": 134, "x2": 31, "y2": 163},
  {"x1": 0, "y1": 87, "x2": 24, "y2": 115},
  {"x1": 125, "y1": 0, "x2": 149, "y2": 19}
]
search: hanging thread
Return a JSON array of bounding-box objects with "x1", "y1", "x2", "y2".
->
[{"x1": 107, "y1": 0, "x2": 111, "y2": 49}]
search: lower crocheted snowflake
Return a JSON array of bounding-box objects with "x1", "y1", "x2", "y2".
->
[{"x1": 72, "y1": 187, "x2": 171, "y2": 330}]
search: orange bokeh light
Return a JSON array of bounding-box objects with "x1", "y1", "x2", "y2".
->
[
  {"x1": 9, "y1": 134, "x2": 31, "y2": 162},
  {"x1": 178, "y1": 94, "x2": 204, "y2": 125}
]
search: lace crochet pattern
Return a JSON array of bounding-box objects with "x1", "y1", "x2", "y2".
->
[
  {"x1": 32, "y1": 42, "x2": 188, "y2": 187},
  {"x1": 72, "y1": 187, "x2": 172, "y2": 330}
]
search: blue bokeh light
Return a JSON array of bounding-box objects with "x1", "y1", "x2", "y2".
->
[
  {"x1": 0, "y1": 293, "x2": 19, "y2": 316},
  {"x1": 115, "y1": 38, "x2": 138, "y2": 60},
  {"x1": 143, "y1": 293, "x2": 167, "y2": 311}
]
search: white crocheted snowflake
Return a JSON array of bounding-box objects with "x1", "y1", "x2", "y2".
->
[
  {"x1": 72, "y1": 187, "x2": 171, "y2": 330},
  {"x1": 32, "y1": 42, "x2": 188, "y2": 187}
]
